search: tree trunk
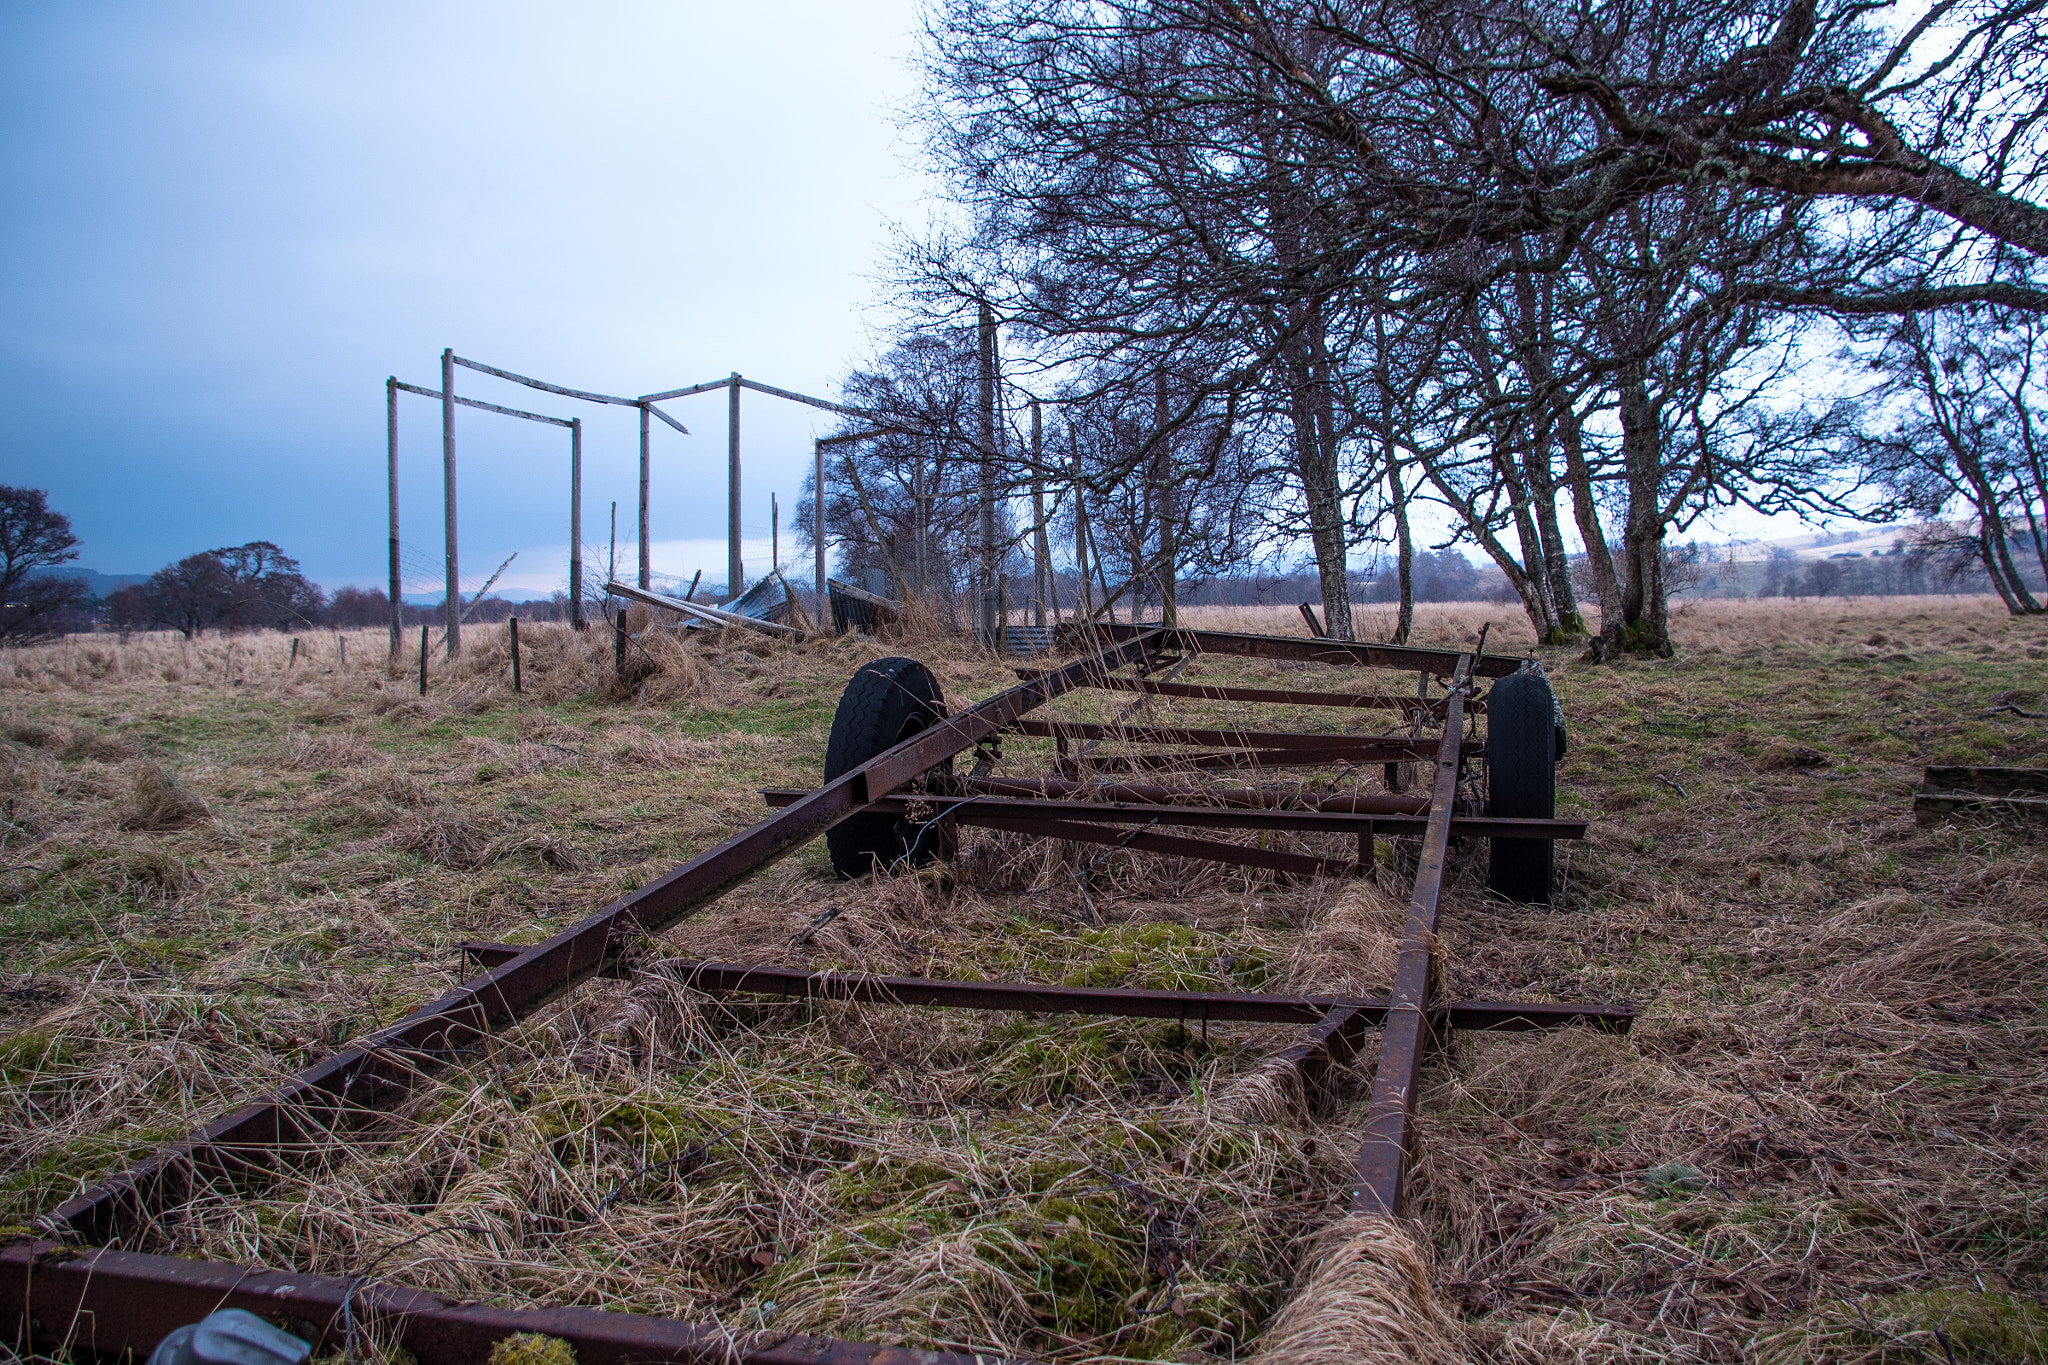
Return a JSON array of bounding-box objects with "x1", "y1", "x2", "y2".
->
[
  {"x1": 1308, "y1": 325, "x2": 1355, "y2": 639},
  {"x1": 1509, "y1": 255, "x2": 1589, "y2": 641},
  {"x1": 1615, "y1": 364, "x2": 1675, "y2": 655},
  {"x1": 1526, "y1": 431, "x2": 1586, "y2": 639},
  {"x1": 1557, "y1": 402, "x2": 1624, "y2": 642},
  {"x1": 1388, "y1": 444, "x2": 1415, "y2": 645},
  {"x1": 1154, "y1": 370, "x2": 1178, "y2": 626},
  {"x1": 1283, "y1": 330, "x2": 1354, "y2": 640}
]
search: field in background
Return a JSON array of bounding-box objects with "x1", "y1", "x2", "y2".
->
[{"x1": 2, "y1": 598, "x2": 2046, "y2": 1363}]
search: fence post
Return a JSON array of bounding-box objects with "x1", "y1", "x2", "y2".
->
[
  {"x1": 442, "y1": 348, "x2": 460, "y2": 658},
  {"x1": 570, "y1": 417, "x2": 584, "y2": 629},
  {"x1": 728, "y1": 374, "x2": 743, "y2": 601},
  {"x1": 614, "y1": 610, "x2": 627, "y2": 676},
  {"x1": 510, "y1": 617, "x2": 522, "y2": 693},
  {"x1": 289, "y1": 638, "x2": 299, "y2": 668},
  {"x1": 638, "y1": 403, "x2": 652, "y2": 591},
  {"x1": 419, "y1": 625, "x2": 429, "y2": 695},
  {"x1": 387, "y1": 376, "x2": 402, "y2": 665}
]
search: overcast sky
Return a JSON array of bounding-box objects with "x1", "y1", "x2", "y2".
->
[
  {"x1": 3, "y1": 2, "x2": 1838, "y2": 604},
  {"x1": 1, "y1": 1, "x2": 932, "y2": 596}
]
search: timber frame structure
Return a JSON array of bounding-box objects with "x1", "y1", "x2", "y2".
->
[{"x1": 6, "y1": 624, "x2": 1627, "y2": 1365}]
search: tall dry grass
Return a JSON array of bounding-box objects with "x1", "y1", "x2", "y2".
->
[{"x1": 1, "y1": 597, "x2": 2045, "y2": 1362}]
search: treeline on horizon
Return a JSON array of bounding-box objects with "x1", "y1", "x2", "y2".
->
[{"x1": 18, "y1": 533, "x2": 2044, "y2": 644}]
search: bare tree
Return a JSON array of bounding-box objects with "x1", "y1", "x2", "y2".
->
[
  {"x1": 1839, "y1": 308, "x2": 2047, "y2": 612},
  {"x1": 141, "y1": 542, "x2": 326, "y2": 639},
  {"x1": 0, "y1": 486, "x2": 89, "y2": 641}
]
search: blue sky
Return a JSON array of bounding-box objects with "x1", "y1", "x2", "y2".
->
[{"x1": 1, "y1": 1, "x2": 930, "y2": 596}]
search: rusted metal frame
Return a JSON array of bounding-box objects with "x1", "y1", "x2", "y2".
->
[
  {"x1": 1257, "y1": 1004, "x2": 1376, "y2": 1101},
  {"x1": 962, "y1": 812, "x2": 1360, "y2": 879},
  {"x1": 451, "y1": 951, "x2": 1637, "y2": 1035},
  {"x1": 0, "y1": 1240, "x2": 994, "y2": 1365},
  {"x1": 1055, "y1": 745, "x2": 1429, "y2": 773},
  {"x1": 1014, "y1": 670, "x2": 1483, "y2": 715},
  {"x1": 1352, "y1": 657, "x2": 1472, "y2": 1217},
  {"x1": 1002, "y1": 717, "x2": 1477, "y2": 754},
  {"x1": 951, "y1": 774, "x2": 1432, "y2": 814},
  {"x1": 1087, "y1": 622, "x2": 1523, "y2": 679},
  {"x1": 45, "y1": 632, "x2": 1168, "y2": 1247},
  {"x1": 759, "y1": 789, "x2": 1589, "y2": 841}
]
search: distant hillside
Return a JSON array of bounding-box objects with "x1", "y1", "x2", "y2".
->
[{"x1": 26, "y1": 567, "x2": 150, "y2": 600}]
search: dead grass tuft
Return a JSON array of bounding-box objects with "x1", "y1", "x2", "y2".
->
[
  {"x1": 1286, "y1": 880, "x2": 1409, "y2": 995},
  {"x1": 1249, "y1": 1216, "x2": 1468, "y2": 1365},
  {"x1": 117, "y1": 761, "x2": 210, "y2": 830},
  {"x1": 387, "y1": 810, "x2": 493, "y2": 868},
  {"x1": 63, "y1": 731, "x2": 139, "y2": 762},
  {"x1": 1830, "y1": 916, "x2": 2048, "y2": 1015},
  {"x1": 1754, "y1": 739, "x2": 1830, "y2": 769},
  {"x1": 284, "y1": 730, "x2": 380, "y2": 771},
  {"x1": 3, "y1": 720, "x2": 63, "y2": 749}
]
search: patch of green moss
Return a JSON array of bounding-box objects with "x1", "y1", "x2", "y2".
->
[
  {"x1": 0, "y1": 1127, "x2": 186, "y2": 1224},
  {"x1": 1775, "y1": 1287, "x2": 2048, "y2": 1364},
  {"x1": 0, "y1": 1031, "x2": 77, "y2": 1087}
]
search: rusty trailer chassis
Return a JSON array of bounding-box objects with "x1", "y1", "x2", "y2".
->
[{"x1": 8, "y1": 625, "x2": 1622, "y2": 1365}]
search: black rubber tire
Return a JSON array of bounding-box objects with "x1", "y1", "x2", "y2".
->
[
  {"x1": 1486, "y1": 671, "x2": 1558, "y2": 905},
  {"x1": 824, "y1": 657, "x2": 953, "y2": 879}
]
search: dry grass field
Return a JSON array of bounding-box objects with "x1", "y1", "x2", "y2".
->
[{"x1": 1, "y1": 596, "x2": 2045, "y2": 1363}]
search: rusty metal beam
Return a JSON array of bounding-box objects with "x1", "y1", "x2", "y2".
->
[
  {"x1": 759, "y1": 790, "x2": 1589, "y2": 842},
  {"x1": 1087, "y1": 622, "x2": 1523, "y2": 678},
  {"x1": 961, "y1": 812, "x2": 1360, "y2": 878},
  {"x1": 0, "y1": 1240, "x2": 996, "y2": 1365},
  {"x1": 1002, "y1": 718, "x2": 1478, "y2": 754},
  {"x1": 1057, "y1": 746, "x2": 1423, "y2": 773},
  {"x1": 1352, "y1": 657, "x2": 1471, "y2": 1217},
  {"x1": 1259, "y1": 1004, "x2": 1375, "y2": 1100},
  {"x1": 452, "y1": 952, "x2": 1636, "y2": 1035},
  {"x1": 951, "y1": 774, "x2": 1432, "y2": 815},
  {"x1": 44, "y1": 632, "x2": 1166, "y2": 1246},
  {"x1": 1014, "y1": 670, "x2": 1482, "y2": 715}
]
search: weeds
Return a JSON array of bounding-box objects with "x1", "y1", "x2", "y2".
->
[{"x1": 0, "y1": 601, "x2": 2044, "y2": 1361}]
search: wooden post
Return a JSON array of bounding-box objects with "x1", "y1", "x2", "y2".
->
[
  {"x1": 442, "y1": 348, "x2": 460, "y2": 657},
  {"x1": 570, "y1": 417, "x2": 584, "y2": 629},
  {"x1": 638, "y1": 403, "x2": 651, "y2": 591},
  {"x1": 684, "y1": 569, "x2": 701, "y2": 602},
  {"x1": 419, "y1": 625, "x2": 429, "y2": 695},
  {"x1": 509, "y1": 617, "x2": 522, "y2": 694},
  {"x1": 978, "y1": 302, "x2": 998, "y2": 644},
  {"x1": 814, "y1": 437, "x2": 827, "y2": 607},
  {"x1": 614, "y1": 610, "x2": 628, "y2": 675},
  {"x1": 386, "y1": 377, "x2": 402, "y2": 664},
  {"x1": 1030, "y1": 399, "x2": 1051, "y2": 627},
  {"x1": 728, "y1": 374, "x2": 743, "y2": 600},
  {"x1": 772, "y1": 492, "x2": 779, "y2": 572},
  {"x1": 337, "y1": 634, "x2": 346, "y2": 668},
  {"x1": 289, "y1": 638, "x2": 299, "y2": 668}
]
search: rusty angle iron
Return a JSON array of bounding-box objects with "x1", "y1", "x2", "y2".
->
[{"x1": 11, "y1": 625, "x2": 1624, "y2": 1364}]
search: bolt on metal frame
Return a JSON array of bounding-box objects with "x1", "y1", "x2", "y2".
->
[{"x1": 9, "y1": 625, "x2": 1620, "y2": 1365}]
